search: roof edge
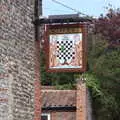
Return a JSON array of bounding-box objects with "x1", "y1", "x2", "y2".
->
[{"x1": 42, "y1": 106, "x2": 76, "y2": 111}]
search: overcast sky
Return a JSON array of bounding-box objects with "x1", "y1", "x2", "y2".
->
[{"x1": 43, "y1": 0, "x2": 120, "y2": 17}]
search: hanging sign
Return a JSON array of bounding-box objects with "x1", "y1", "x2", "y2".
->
[{"x1": 44, "y1": 23, "x2": 87, "y2": 72}]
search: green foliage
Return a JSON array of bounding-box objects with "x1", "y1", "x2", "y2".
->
[
  {"x1": 84, "y1": 73, "x2": 102, "y2": 97},
  {"x1": 95, "y1": 49, "x2": 120, "y2": 79},
  {"x1": 55, "y1": 83, "x2": 76, "y2": 90},
  {"x1": 88, "y1": 33, "x2": 120, "y2": 120}
]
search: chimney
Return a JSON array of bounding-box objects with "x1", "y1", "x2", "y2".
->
[{"x1": 76, "y1": 78, "x2": 87, "y2": 120}]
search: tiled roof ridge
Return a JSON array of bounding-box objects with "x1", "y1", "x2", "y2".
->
[{"x1": 42, "y1": 89, "x2": 77, "y2": 108}]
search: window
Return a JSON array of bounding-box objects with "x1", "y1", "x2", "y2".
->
[{"x1": 41, "y1": 113, "x2": 50, "y2": 120}]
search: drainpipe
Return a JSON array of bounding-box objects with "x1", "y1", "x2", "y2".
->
[{"x1": 34, "y1": 0, "x2": 42, "y2": 120}]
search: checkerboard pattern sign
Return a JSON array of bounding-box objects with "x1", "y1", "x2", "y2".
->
[{"x1": 56, "y1": 39, "x2": 75, "y2": 63}]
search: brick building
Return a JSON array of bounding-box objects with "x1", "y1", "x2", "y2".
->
[
  {"x1": 41, "y1": 81, "x2": 92, "y2": 120},
  {"x1": 0, "y1": 0, "x2": 42, "y2": 120},
  {"x1": 0, "y1": 0, "x2": 92, "y2": 120}
]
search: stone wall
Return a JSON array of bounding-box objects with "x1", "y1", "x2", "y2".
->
[
  {"x1": 0, "y1": 0, "x2": 41, "y2": 120},
  {"x1": 0, "y1": 63, "x2": 9, "y2": 120}
]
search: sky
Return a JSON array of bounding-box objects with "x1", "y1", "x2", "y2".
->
[{"x1": 43, "y1": 0, "x2": 120, "y2": 17}]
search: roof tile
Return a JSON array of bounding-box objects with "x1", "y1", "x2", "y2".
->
[{"x1": 42, "y1": 90, "x2": 76, "y2": 108}]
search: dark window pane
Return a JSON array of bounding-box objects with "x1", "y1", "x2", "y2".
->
[{"x1": 41, "y1": 116, "x2": 48, "y2": 120}]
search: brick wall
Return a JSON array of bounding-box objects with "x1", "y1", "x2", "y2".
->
[
  {"x1": 0, "y1": 0, "x2": 42, "y2": 120},
  {"x1": 42, "y1": 111, "x2": 76, "y2": 120},
  {"x1": 51, "y1": 111, "x2": 76, "y2": 120},
  {"x1": 41, "y1": 83, "x2": 92, "y2": 120},
  {"x1": 76, "y1": 80, "x2": 87, "y2": 120}
]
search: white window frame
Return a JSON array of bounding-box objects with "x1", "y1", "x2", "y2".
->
[{"x1": 41, "y1": 113, "x2": 50, "y2": 120}]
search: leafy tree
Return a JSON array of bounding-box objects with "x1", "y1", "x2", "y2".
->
[
  {"x1": 87, "y1": 8, "x2": 120, "y2": 120},
  {"x1": 87, "y1": 34, "x2": 120, "y2": 120},
  {"x1": 94, "y1": 8, "x2": 120, "y2": 44}
]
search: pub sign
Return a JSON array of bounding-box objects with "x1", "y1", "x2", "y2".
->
[{"x1": 44, "y1": 23, "x2": 87, "y2": 72}]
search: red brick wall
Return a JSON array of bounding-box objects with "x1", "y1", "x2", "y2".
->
[
  {"x1": 76, "y1": 81, "x2": 87, "y2": 120},
  {"x1": 43, "y1": 111, "x2": 76, "y2": 120},
  {"x1": 34, "y1": 40, "x2": 41, "y2": 120},
  {"x1": 41, "y1": 81, "x2": 89, "y2": 120}
]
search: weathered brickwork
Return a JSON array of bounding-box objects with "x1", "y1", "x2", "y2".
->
[
  {"x1": 76, "y1": 80, "x2": 87, "y2": 120},
  {"x1": 51, "y1": 112, "x2": 76, "y2": 120},
  {"x1": 41, "y1": 84, "x2": 92, "y2": 120},
  {"x1": 0, "y1": 64, "x2": 9, "y2": 120},
  {"x1": 0, "y1": 0, "x2": 41, "y2": 120}
]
